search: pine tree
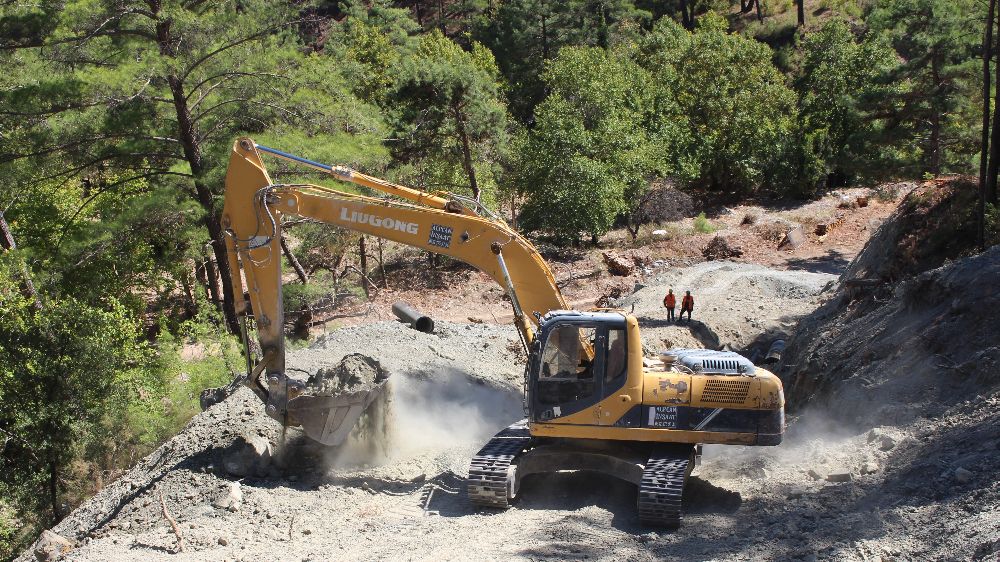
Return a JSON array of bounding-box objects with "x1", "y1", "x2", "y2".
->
[{"x1": 390, "y1": 31, "x2": 509, "y2": 203}]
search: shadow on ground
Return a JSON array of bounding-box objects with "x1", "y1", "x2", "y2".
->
[
  {"x1": 637, "y1": 316, "x2": 723, "y2": 350},
  {"x1": 786, "y1": 250, "x2": 852, "y2": 275}
]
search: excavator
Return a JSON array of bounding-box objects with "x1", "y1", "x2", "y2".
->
[{"x1": 219, "y1": 138, "x2": 785, "y2": 527}]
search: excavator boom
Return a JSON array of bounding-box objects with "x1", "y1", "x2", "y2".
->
[{"x1": 221, "y1": 138, "x2": 566, "y2": 444}]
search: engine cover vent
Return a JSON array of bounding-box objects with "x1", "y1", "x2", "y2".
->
[
  {"x1": 659, "y1": 349, "x2": 756, "y2": 376},
  {"x1": 700, "y1": 379, "x2": 752, "y2": 404}
]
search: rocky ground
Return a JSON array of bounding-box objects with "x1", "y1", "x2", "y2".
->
[{"x1": 24, "y1": 181, "x2": 1000, "y2": 561}]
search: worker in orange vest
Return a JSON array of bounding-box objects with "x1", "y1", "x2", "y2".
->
[
  {"x1": 680, "y1": 291, "x2": 694, "y2": 322},
  {"x1": 663, "y1": 289, "x2": 676, "y2": 322}
]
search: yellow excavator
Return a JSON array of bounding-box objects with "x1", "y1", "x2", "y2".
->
[{"x1": 219, "y1": 138, "x2": 785, "y2": 527}]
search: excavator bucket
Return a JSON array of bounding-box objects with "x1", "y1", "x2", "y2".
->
[
  {"x1": 279, "y1": 353, "x2": 391, "y2": 447},
  {"x1": 285, "y1": 381, "x2": 389, "y2": 447}
]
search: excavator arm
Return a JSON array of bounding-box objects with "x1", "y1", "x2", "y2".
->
[{"x1": 220, "y1": 138, "x2": 567, "y2": 444}]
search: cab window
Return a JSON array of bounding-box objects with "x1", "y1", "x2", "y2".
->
[
  {"x1": 606, "y1": 328, "x2": 627, "y2": 382},
  {"x1": 538, "y1": 325, "x2": 597, "y2": 406}
]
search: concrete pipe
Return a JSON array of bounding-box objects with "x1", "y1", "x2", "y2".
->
[
  {"x1": 764, "y1": 339, "x2": 785, "y2": 364},
  {"x1": 392, "y1": 301, "x2": 435, "y2": 333}
]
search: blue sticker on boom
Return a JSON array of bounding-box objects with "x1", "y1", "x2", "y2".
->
[{"x1": 429, "y1": 224, "x2": 453, "y2": 248}]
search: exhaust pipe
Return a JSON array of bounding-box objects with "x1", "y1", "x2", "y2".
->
[{"x1": 392, "y1": 301, "x2": 435, "y2": 333}]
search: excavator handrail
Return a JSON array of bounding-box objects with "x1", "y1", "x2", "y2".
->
[{"x1": 251, "y1": 141, "x2": 464, "y2": 214}]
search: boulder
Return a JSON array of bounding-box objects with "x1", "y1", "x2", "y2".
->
[
  {"x1": 213, "y1": 481, "x2": 244, "y2": 512},
  {"x1": 223, "y1": 434, "x2": 272, "y2": 477},
  {"x1": 825, "y1": 472, "x2": 853, "y2": 483},
  {"x1": 33, "y1": 530, "x2": 75, "y2": 561},
  {"x1": 602, "y1": 252, "x2": 635, "y2": 276},
  {"x1": 954, "y1": 467, "x2": 973, "y2": 484},
  {"x1": 778, "y1": 225, "x2": 805, "y2": 250}
]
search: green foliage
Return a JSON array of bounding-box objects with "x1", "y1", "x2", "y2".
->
[
  {"x1": 639, "y1": 17, "x2": 797, "y2": 193},
  {"x1": 336, "y1": 0, "x2": 420, "y2": 106},
  {"x1": 795, "y1": 20, "x2": 898, "y2": 186},
  {"x1": 864, "y1": 0, "x2": 983, "y2": 175},
  {"x1": 693, "y1": 212, "x2": 715, "y2": 233},
  {"x1": 0, "y1": 252, "x2": 152, "y2": 540},
  {"x1": 516, "y1": 46, "x2": 658, "y2": 241},
  {"x1": 473, "y1": 0, "x2": 651, "y2": 120},
  {"x1": 390, "y1": 31, "x2": 510, "y2": 202},
  {"x1": 125, "y1": 314, "x2": 239, "y2": 450}
]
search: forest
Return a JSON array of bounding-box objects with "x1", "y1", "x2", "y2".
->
[{"x1": 0, "y1": 0, "x2": 997, "y2": 556}]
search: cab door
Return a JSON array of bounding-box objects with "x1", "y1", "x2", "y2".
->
[{"x1": 531, "y1": 323, "x2": 606, "y2": 423}]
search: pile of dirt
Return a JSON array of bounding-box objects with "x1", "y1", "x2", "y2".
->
[
  {"x1": 618, "y1": 261, "x2": 836, "y2": 353},
  {"x1": 783, "y1": 245, "x2": 1000, "y2": 424},
  {"x1": 782, "y1": 176, "x2": 998, "y2": 424},
  {"x1": 308, "y1": 353, "x2": 389, "y2": 394},
  {"x1": 632, "y1": 184, "x2": 696, "y2": 224},
  {"x1": 702, "y1": 236, "x2": 743, "y2": 260}
]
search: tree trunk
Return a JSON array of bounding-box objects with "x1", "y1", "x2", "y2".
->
[
  {"x1": 49, "y1": 460, "x2": 60, "y2": 524},
  {"x1": 169, "y1": 79, "x2": 239, "y2": 333},
  {"x1": 377, "y1": 238, "x2": 388, "y2": 289},
  {"x1": 453, "y1": 103, "x2": 481, "y2": 202},
  {"x1": 929, "y1": 56, "x2": 943, "y2": 176},
  {"x1": 679, "y1": 0, "x2": 694, "y2": 30},
  {"x1": 980, "y1": 0, "x2": 996, "y2": 248},
  {"x1": 541, "y1": 14, "x2": 549, "y2": 60},
  {"x1": 180, "y1": 267, "x2": 197, "y2": 318},
  {"x1": 358, "y1": 235, "x2": 371, "y2": 297},
  {"x1": 796, "y1": 0, "x2": 805, "y2": 27},
  {"x1": 0, "y1": 212, "x2": 42, "y2": 309},
  {"x1": 280, "y1": 235, "x2": 309, "y2": 284},
  {"x1": 991, "y1": 9, "x2": 1000, "y2": 206},
  {"x1": 203, "y1": 244, "x2": 223, "y2": 308},
  {"x1": 155, "y1": 9, "x2": 239, "y2": 333}
]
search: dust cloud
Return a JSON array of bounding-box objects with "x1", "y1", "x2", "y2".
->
[{"x1": 325, "y1": 368, "x2": 523, "y2": 469}]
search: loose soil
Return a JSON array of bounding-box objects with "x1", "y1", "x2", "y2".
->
[{"x1": 23, "y1": 181, "x2": 1000, "y2": 561}]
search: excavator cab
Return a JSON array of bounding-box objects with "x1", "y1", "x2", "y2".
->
[{"x1": 528, "y1": 312, "x2": 630, "y2": 423}]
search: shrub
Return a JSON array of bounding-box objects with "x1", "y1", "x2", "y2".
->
[{"x1": 693, "y1": 212, "x2": 716, "y2": 233}]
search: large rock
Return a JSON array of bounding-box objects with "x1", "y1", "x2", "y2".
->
[
  {"x1": 778, "y1": 225, "x2": 805, "y2": 250},
  {"x1": 213, "y1": 481, "x2": 244, "y2": 512},
  {"x1": 223, "y1": 434, "x2": 273, "y2": 477},
  {"x1": 602, "y1": 252, "x2": 635, "y2": 276},
  {"x1": 33, "y1": 530, "x2": 75, "y2": 561}
]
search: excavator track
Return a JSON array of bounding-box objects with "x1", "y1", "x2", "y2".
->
[
  {"x1": 466, "y1": 420, "x2": 531, "y2": 508},
  {"x1": 637, "y1": 446, "x2": 695, "y2": 528}
]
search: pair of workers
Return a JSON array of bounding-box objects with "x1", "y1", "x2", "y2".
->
[{"x1": 663, "y1": 289, "x2": 694, "y2": 322}]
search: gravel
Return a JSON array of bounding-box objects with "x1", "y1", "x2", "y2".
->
[{"x1": 21, "y1": 257, "x2": 1000, "y2": 562}]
